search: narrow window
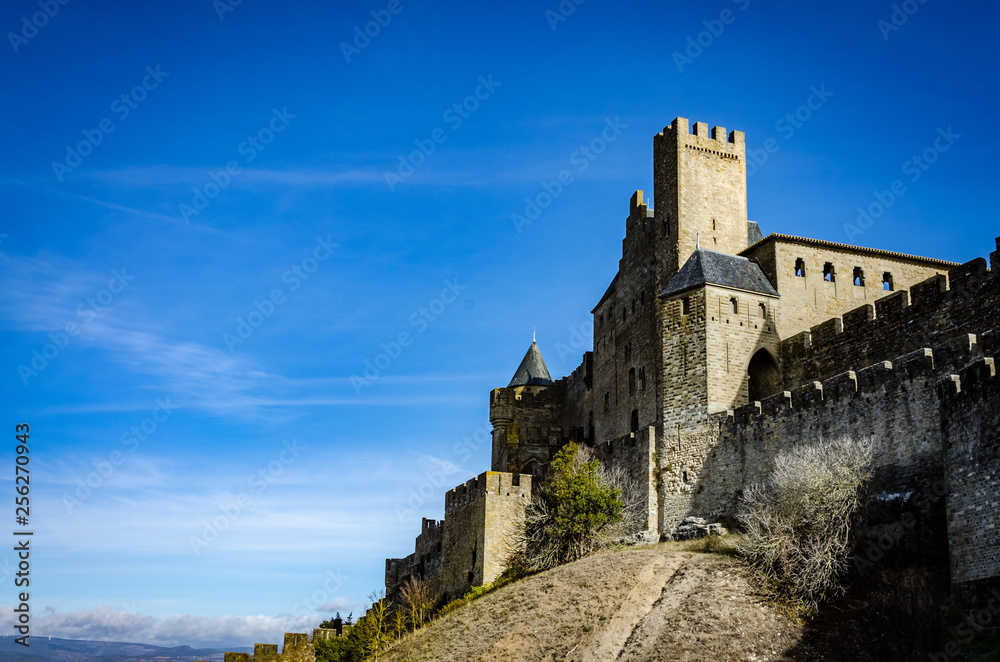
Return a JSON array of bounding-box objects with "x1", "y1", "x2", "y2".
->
[
  {"x1": 711, "y1": 219, "x2": 717, "y2": 231},
  {"x1": 603, "y1": 392, "x2": 609, "y2": 413},
  {"x1": 624, "y1": 343, "x2": 631, "y2": 361},
  {"x1": 631, "y1": 299, "x2": 636, "y2": 314},
  {"x1": 639, "y1": 367, "x2": 646, "y2": 390},
  {"x1": 853, "y1": 267, "x2": 865, "y2": 286},
  {"x1": 883, "y1": 272, "x2": 894, "y2": 291},
  {"x1": 729, "y1": 298, "x2": 738, "y2": 315},
  {"x1": 758, "y1": 302, "x2": 766, "y2": 319},
  {"x1": 622, "y1": 308, "x2": 626, "y2": 323},
  {"x1": 794, "y1": 258, "x2": 805, "y2": 277},
  {"x1": 682, "y1": 471, "x2": 689, "y2": 483},
  {"x1": 641, "y1": 291, "x2": 645, "y2": 306},
  {"x1": 628, "y1": 368, "x2": 636, "y2": 395},
  {"x1": 824, "y1": 263, "x2": 836, "y2": 282},
  {"x1": 630, "y1": 409, "x2": 639, "y2": 433},
  {"x1": 682, "y1": 297, "x2": 691, "y2": 315}
]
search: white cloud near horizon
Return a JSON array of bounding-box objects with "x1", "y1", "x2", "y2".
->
[{"x1": 0, "y1": 605, "x2": 357, "y2": 648}]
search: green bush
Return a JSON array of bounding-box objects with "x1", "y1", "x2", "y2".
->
[
  {"x1": 518, "y1": 443, "x2": 624, "y2": 571},
  {"x1": 314, "y1": 635, "x2": 356, "y2": 662}
]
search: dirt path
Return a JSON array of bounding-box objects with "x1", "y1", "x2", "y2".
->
[{"x1": 382, "y1": 545, "x2": 809, "y2": 662}]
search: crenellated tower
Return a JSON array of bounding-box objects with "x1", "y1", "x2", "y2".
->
[{"x1": 653, "y1": 117, "x2": 749, "y2": 282}]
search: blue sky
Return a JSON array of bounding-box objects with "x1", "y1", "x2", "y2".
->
[{"x1": 0, "y1": 0, "x2": 997, "y2": 649}]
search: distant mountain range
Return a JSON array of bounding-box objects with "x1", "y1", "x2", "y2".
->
[{"x1": 0, "y1": 636, "x2": 251, "y2": 662}]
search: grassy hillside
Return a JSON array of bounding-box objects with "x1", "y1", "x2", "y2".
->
[{"x1": 380, "y1": 542, "x2": 812, "y2": 662}]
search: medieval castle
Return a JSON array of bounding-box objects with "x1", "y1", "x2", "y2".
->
[
  {"x1": 218, "y1": 116, "x2": 1000, "y2": 662},
  {"x1": 385, "y1": 116, "x2": 1000, "y2": 611}
]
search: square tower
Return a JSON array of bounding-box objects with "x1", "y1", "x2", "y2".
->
[{"x1": 654, "y1": 117, "x2": 748, "y2": 281}]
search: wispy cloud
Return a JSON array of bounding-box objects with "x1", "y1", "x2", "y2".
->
[{"x1": 0, "y1": 605, "x2": 350, "y2": 648}]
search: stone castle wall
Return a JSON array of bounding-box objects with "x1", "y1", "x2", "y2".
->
[
  {"x1": 942, "y1": 357, "x2": 1000, "y2": 608},
  {"x1": 591, "y1": 192, "x2": 663, "y2": 445},
  {"x1": 655, "y1": 118, "x2": 748, "y2": 277},
  {"x1": 590, "y1": 426, "x2": 658, "y2": 536},
  {"x1": 744, "y1": 235, "x2": 956, "y2": 340},
  {"x1": 215, "y1": 629, "x2": 338, "y2": 662},
  {"x1": 384, "y1": 517, "x2": 443, "y2": 601},
  {"x1": 779, "y1": 250, "x2": 1000, "y2": 389}
]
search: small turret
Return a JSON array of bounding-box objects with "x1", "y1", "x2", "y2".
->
[{"x1": 507, "y1": 335, "x2": 554, "y2": 387}]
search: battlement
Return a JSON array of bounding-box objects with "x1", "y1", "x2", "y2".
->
[
  {"x1": 217, "y1": 629, "x2": 343, "y2": 662},
  {"x1": 629, "y1": 190, "x2": 653, "y2": 218},
  {"x1": 658, "y1": 116, "x2": 745, "y2": 152},
  {"x1": 421, "y1": 517, "x2": 443, "y2": 535},
  {"x1": 489, "y1": 379, "x2": 568, "y2": 422},
  {"x1": 781, "y1": 249, "x2": 1000, "y2": 388},
  {"x1": 444, "y1": 470, "x2": 531, "y2": 514},
  {"x1": 726, "y1": 345, "x2": 948, "y2": 427}
]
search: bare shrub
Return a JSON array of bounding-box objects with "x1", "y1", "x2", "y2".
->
[
  {"x1": 594, "y1": 459, "x2": 648, "y2": 543},
  {"x1": 737, "y1": 436, "x2": 875, "y2": 609},
  {"x1": 398, "y1": 576, "x2": 433, "y2": 630}
]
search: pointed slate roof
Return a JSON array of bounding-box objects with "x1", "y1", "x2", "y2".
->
[
  {"x1": 660, "y1": 248, "x2": 779, "y2": 298},
  {"x1": 508, "y1": 341, "x2": 554, "y2": 387}
]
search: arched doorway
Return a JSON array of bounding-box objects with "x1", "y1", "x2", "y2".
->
[{"x1": 747, "y1": 349, "x2": 781, "y2": 402}]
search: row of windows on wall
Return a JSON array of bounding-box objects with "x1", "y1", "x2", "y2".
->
[
  {"x1": 794, "y1": 258, "x2": 894, "y2": 291},
  {"x1": 681, "y1": 296, "x2": 768, "y2": 319}
]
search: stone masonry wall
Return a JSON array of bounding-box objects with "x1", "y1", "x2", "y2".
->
[
  {"x1": 654, "y1": 117, "x2": 748, "y2": 279},
  {"x1": 216, "y1": 629, "x2": 339, "y2": 662},
  {"x1": 591, "y1": 191, "x2": 662, "y2": 445},
  {"x1": 702, "y1": 283, "x2": 780, "y2": 413},
  {"x1": 660, "y1": 344, "x2": 967, "y2": 549},
  {"x1": 591, "y1": 426, "x2": 658, "y2": 536},
  {"x1": 779, "y1": 251, "x2": 1000, "y2": 389},
  {"x1": 385, "y1": 517, "x2": 443, "y2": 602},
  {"x1": 440, "y1": 471, "x2": 531, "y2": 600},
  {"x1": 744, "y1": 236, "x2": 955, "y2": 340},
  {"x1": 490, "y1": 382, "x2": 567, "y2": 476},
  {"x1": 942, "y1": 357, "x2": 1000, "y2": 608}
]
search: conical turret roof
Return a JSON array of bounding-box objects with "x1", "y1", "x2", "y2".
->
[{"x1": 507, "y1": 340, "x2": 554, "y2": 387}]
